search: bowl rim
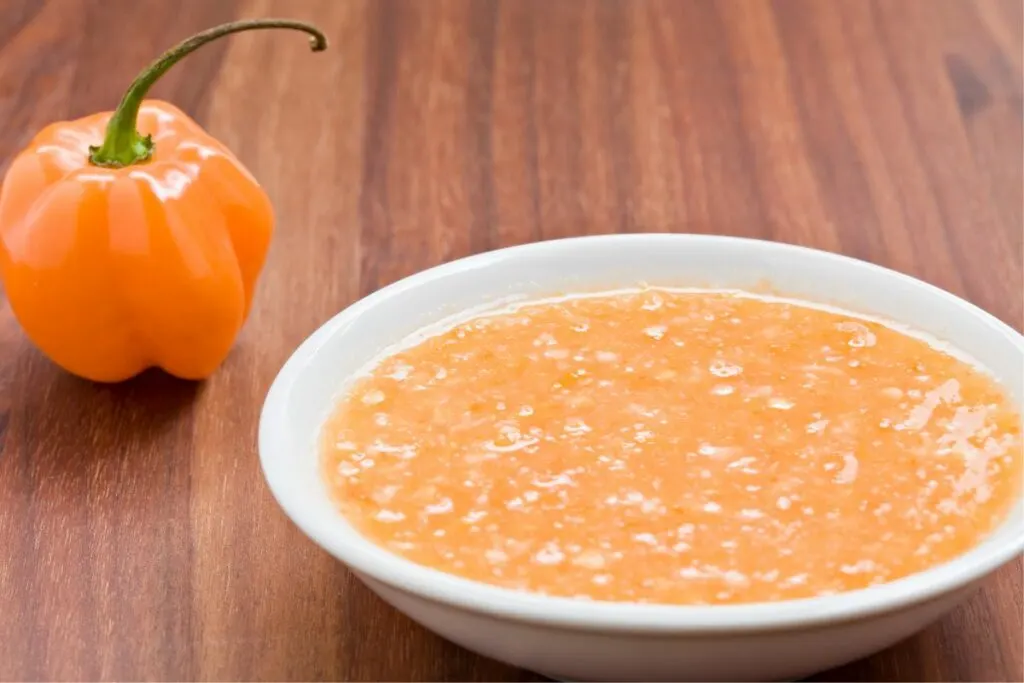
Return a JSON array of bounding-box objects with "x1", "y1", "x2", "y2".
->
[{"x1": 259, "y1": 233, "x2": 1024, "y2": 634}]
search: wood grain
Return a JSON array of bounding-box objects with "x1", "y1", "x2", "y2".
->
[{"x1": 0, "y1": 0, "x2": 1021, "y2": 680}]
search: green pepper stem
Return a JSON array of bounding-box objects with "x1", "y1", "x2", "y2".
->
[{"x1": 88, "y1": 19, "x2": 327, "y2": 168}]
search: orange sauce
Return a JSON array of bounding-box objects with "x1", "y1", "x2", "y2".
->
[{"x1": 320, "y1": 289, "x2": 1022, "y2": 604}]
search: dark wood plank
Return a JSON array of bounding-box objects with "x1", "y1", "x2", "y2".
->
[{"x1": 0, "y1": 0, "x2": 1019, "y2": 680}]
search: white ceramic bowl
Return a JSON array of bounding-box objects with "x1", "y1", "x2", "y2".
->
[{"x1": 259, "y1": 234, "x2": 1024, "y2": 682}]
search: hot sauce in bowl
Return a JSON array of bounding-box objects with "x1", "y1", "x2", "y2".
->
[
  {"x1": 320, "y1": 288, "x2": 1022, "y2": 605},
  {"x1": 262, "y1": 234, "x2": 1024, "y2": 681}
]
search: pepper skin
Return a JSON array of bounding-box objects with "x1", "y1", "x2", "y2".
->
[{"x1": 0, "y1": 20, "x2": 326, "y2": 382}]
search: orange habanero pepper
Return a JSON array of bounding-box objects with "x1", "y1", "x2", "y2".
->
[{"x1": 0, "y1": 20, "x2": 327, "y2": 382}]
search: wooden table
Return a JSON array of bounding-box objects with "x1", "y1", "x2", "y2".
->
[{"x1": 1, "y1": 0, "x2": 1021, "y2": 680}]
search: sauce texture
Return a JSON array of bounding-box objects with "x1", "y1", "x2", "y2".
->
[{"x1": 321, "y1": 289, "x2": 1022, "y2": 604}]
